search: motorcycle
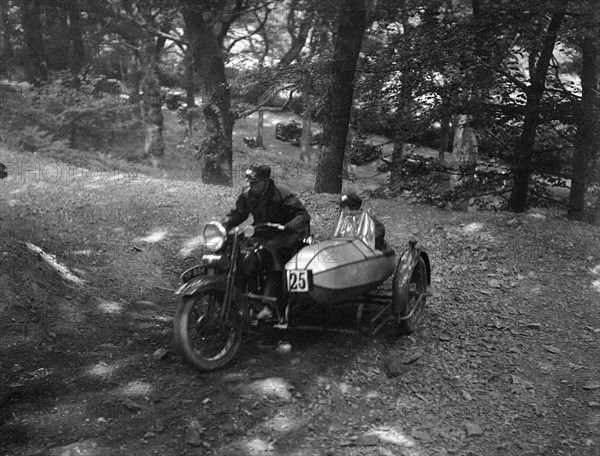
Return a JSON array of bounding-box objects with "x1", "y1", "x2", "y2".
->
[{"x1": 174, "y1": 211, "x2": 431, "y2": 372}]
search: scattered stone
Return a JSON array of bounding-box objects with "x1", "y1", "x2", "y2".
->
[
  {"x1": 383, "y1": 356, "x2": 403, "y2": 378},
  {"x1": 488, "y1": 279, "x2": 501, "y2": 288},
  {"x1": 543, "y1": 345, "x2": 561, "y2": 354},
  {"x1": 184, "y1": 420, "x2": 203, "y2": 447},
  {"x1": 222, "y1": 372, "x2": 246, "y2": 383},
  {"x1": 143, "y1": 432, "x2": 156, "y2": 439},
  {"x1": 526, "y1": 323, "x2": 542, "y2": 330},
  {"x1": 461, "y1": 390, "x2": 473, "y2": 401},
  {"x1": 356, "y1": 434, "x2": 379, "y2": 446},
  {"x1": 98, "y1": 343, "x2": 118, "y2": 350},
  {"x1": 274, "y1": 341, "x2": 292, "y2": 354},
  {"x1": 583, "y1": 383, "x2": 600, "y2": 390},
  {"x1": 415, "y1": 393, "x2": 427, "y2": 402},
  {"x1": 121, "y1": 398, "x2": 143, "y2": 411},
  {"x1": 411, "y1": 430, "x2": 431, "y2": 441},
  {"x1": 507, "y1": 218, "x2": 519, "y2": 226},
  {"x1": 154, "y1": 418, "x2": 165, "y2": 433},
  {"x1": 588, "y1": 402, "x2": 600, "y2": 409},
  {"x1": 465, "y1": 422, "x2": 483, "y2": 437},
  {"x1": 153, "y1": 348, "x2": 168, "y2": 360},
  {"x1": 404, "y1": 353, "x2": 421, "y2": 364},
  {"x1": 439, "y1": 334, "x2": 451, "y2": 342},
  {"x1": 48, "y1": 439, "x2": 101, "y2": 456}
]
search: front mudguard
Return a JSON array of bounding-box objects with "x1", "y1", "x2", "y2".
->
[
  {"x1": 175, "y1": 274, "x2": 227, "y2": 297},
  {"x1": 174, "y1": 274, "x2": 251, "y2": 326}
]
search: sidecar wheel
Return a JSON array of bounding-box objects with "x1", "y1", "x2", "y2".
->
[
  {"x1": 174, "y1": 289, "x2": 242, "y2": 372},
  {"x1": 393, "y1": 256, "x2": 428, "y2": 335}
]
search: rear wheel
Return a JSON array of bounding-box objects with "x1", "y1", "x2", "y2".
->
[
  {"x1": 393, "y1": 256, "x2": 428, "y2": 335},
  {"x1": 174, "y1": 289, "x2": 242, "y2": 371}
]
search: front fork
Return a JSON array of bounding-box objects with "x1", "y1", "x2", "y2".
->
[{"x1": 222, "y1": 228, "x2": 242, "y2": 322}]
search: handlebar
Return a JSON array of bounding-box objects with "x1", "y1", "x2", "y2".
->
[{"x1": 257, "y1": 223, "x2": 285, "y2": 231}]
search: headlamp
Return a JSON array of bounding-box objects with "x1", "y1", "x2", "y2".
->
[{"x1": 203, "y1": 221, "x2": 227, "y2": 252}]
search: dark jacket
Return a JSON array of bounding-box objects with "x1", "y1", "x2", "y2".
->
[{"x1": 222, "y1": 180, "x2": 310, "y2": 237}]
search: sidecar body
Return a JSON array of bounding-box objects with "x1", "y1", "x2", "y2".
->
[{"x1": 284, "y1": 210, "x2": 396, "y2": 304}]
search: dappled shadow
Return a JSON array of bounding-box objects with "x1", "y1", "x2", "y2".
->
[
  {"x1": 591, "y1": 263, "x2": 600, "y2": 293},
  {"x1": 134, "y1": 228, "x2": 169, "y2": 244}
]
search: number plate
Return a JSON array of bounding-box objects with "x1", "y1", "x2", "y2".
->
[{"x1": 286, "y1": 270, "x2": 312, "y2": 292}]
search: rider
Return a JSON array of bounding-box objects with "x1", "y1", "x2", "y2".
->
[
  {"x1": 339, "y1": 192, "x2": 387, "y2": 250},
  {"x1": 221, "y1": 164, "x2": 311, "y2": 318}
]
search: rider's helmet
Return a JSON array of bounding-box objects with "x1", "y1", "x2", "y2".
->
[
  {"x1": 245, "y1": 164, "x2": 271, "y2": 183},
  {"x1": 340, "y1": 193, "x2": 362, "y2": 211}
]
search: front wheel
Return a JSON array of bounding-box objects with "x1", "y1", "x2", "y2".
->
[
  {"x1": 393, "y1": 256, "x2": 428, "y2": 335},
  {"x1": 174, "y1": 289, "x2": 242, "y2": 371}
]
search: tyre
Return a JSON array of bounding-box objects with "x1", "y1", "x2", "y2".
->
[
  {"x1": 174, "y1": 289, "x2": 242, "y2": 371},
  {"x1": 393, "y1": 256, "x2": 428, "y2": 335}
]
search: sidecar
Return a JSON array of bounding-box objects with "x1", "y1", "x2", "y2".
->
[{"x1": 284, "y1": 209, "x2": 431, "y2": 334}]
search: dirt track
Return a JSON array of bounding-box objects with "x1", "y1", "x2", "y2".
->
[{"x1": 1, "y1": 144, "x2": 600, "y2": 456}]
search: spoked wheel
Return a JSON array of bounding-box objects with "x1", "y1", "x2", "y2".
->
[
  {"x1": 174, "y1": 289, "x2": 242, "y2": 371},
  {"x1": 393, "y1": 256, "x2": 429, "y2": 335}
]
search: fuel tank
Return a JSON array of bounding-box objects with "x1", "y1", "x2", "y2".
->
[{"x1": 284, "y1": 238, "x2": 395, "y2": 304}]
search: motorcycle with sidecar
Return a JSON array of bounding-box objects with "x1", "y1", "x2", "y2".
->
[{"x1": 173, "y1": 209, "x2": 432, "y2": 372}]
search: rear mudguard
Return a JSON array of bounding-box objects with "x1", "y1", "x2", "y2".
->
[
  {"x1": 392, "y1": 242, "x2": 431, "y2": 318},
  {"x1": 396, "y1": 241, "x2": 431, "y2": 286},
  {"x1": 174, "y1": 274, "x2": 227, "y2": 297}
]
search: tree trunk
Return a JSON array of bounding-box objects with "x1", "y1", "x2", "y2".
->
[
  {"x1": 439, "y1": 113, "x2": 451, "y2": 166},
  {"x1": 300, "y1": 114, "x2": 311, "y2": 162},
  {"x1": 127, "y1": 57, "x2": 142, "y2": 104},
  {"x1": 184, "y1": 49, "x2": 195, "y2": 108},
  {"x1": 21, "y1": 0, "x2": 47, "y2": 83},
  {"x1": 314, "y1": 0, "x2": 366, "y2": 193},
  {"x1": 256, "y1": 110, "x2": 265, "y2": 149},
  {"x1": 140, "y1": 40, "x2": 165, "y2": 160},
  {"x1": 183, "y1": 3, "x2": 234, "y2": 186},
  {"x1": 183, "y1": 48, "x2": 196, "y2": 136},
  {"x1": 507, "y1": 7, "x2": 566, "y2": 212},
  {"x1": 0, "y1": 1, "x2": 14, "y2": 62},
  {"x1": 453, "y1": 114, "x2": 478, "y2": 166},
  {"x1": 67, "y1": 0, "x2": 84, "y2": 75},
  {"x1": 568, "y1": 37, "x2": 598, "y2": 221},
  {"x1": 389, "y1": 130, "x2": 405, "y2": 188}
]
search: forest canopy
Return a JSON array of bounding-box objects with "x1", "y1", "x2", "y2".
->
[{"x1": 0, "y1": 0, "x2": 598, "y2": 220}]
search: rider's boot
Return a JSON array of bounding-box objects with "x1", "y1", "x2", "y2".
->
[{"x1": 259, "y1": 272, "x2": 283, "y2": 321}]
